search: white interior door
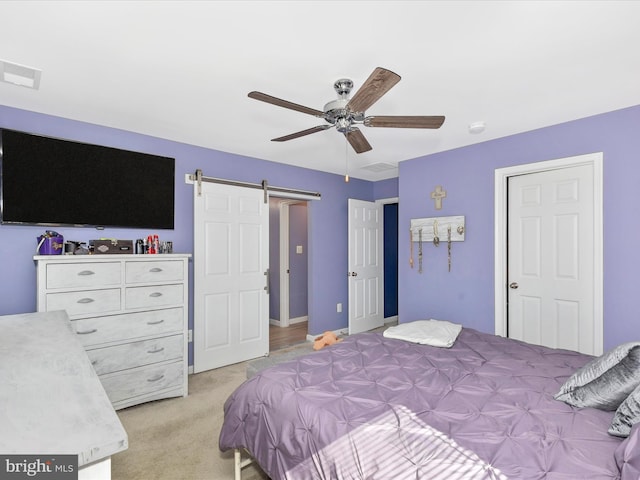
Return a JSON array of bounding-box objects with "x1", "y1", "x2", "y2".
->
[
  {"x1": 507, "y1": 164, "x2": 596, "y2": 354},
  {"x1": 193, "y1": 181, "x2": 269, "y2": 373},
  {"x1": 348, "y1": 199, "x2": 383, "y2": 334}
]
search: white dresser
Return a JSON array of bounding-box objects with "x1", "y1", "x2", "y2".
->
[{"x1": 35, "y1": 253, "x2": 190, "y2": 410}]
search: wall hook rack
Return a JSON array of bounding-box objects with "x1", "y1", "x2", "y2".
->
[{"x1": 410, "y1": 216, "x2": 465, "y2": 243}]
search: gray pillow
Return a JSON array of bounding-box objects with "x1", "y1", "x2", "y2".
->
[
  {"x1": 554, "y1": 342, "x2": 640, "y2": 410},
  {"x1": 609, "y1": 383, "x2": 640, "y2": 437}
]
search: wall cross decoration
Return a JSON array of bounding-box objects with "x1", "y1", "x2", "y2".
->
[{"x1": 430, "y1": 185, "x2": 447, "y2": 210}]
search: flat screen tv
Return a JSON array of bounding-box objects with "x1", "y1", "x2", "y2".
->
[{"x1": 0, "y1": 129, "x2": 175, "y2": 229}]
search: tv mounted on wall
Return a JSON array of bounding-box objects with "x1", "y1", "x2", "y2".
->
[{"x1": 0, "y1": 129, "x2": 175, "y2": 229}]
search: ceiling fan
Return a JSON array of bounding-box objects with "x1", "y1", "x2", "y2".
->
[{"x1": 248, "y1": 67, "x2": 445, "y2": 154}]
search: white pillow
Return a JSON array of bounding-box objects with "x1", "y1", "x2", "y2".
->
[{"x1": 383, "y1": 319, "x2": 462, "y2": 348}]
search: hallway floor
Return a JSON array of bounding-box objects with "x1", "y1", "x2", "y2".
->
[{"x1": 269, "y1": 321, "x2": 308, "y2": 351}]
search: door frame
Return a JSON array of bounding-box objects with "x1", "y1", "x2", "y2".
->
[
  {"x1": 493, "y1": 152, "x2": 603, "y2": 354},
  {"x1": 277, "y1": 199, "x2": 308, "y2": 328}
]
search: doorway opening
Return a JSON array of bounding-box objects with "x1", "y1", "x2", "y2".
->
[
  {"x1": 269, "y1": 198, "x2": 309, "y2": 350},
  {"x1": 383, "y1": 202, "x2": 399, "y2": 323}
]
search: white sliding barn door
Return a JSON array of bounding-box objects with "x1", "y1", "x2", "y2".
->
[
  {"x1": 193, "y1": 181, "x2": 269, "y2": 373},
  {"x1": 507, "y1": 164, "x2": 595, "y2": 354},
  {"x1": 348, "y1": 199, "x2": 384, "y2": 335}
]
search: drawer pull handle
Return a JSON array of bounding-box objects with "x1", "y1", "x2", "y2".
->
[
  {"x1": 147, "y1": 347, "x2": 165, "y2": 354},
  {"x1": 77, "y1": 270, "x2": 95, "y2": 276},
  {"x1": 77, "y1": 329, "x2": 98, "y2": 335},
  {"x1": 149, "y1": 292, "x2": 163, "y2": 298},
  {"x1": 147, "y1": 374, "x2": 165, "y2": 383},
  {"x1": 77, "y1": 297, "x2": 95, "y2": 304},
  {"x1": 147, "y1": 319, "x2": 165, "y2": 325},
  {"x1": 149, "y1": 267, "x2": 163, "y2": 273}
]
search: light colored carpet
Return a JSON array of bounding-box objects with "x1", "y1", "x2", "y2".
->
[
  {"x1": 111, "y1": 342, "x2": 316, "y2": 480},
  {"x1": 112, "y1": 360, "x2": 269, "y2": 480}
]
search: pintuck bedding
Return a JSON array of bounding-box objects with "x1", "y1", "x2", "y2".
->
[{"x1": 219, "y1": 328, "x2": 640, "y2": 479}]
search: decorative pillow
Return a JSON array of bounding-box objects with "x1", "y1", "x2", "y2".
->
[
  {"x1": 610, "y1": 383, "x2": 640, "y2": 437},
  {"x1": 554, "y1": 342, "x2": 640, "y2": 410}
]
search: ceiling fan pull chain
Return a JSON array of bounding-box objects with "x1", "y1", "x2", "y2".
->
[{"x1": 344, "y1": 137, "x2": 350, "y2": 183}]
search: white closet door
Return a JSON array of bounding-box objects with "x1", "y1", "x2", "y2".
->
[
  {"x1": 507, "y1": 164, "x2": 595, "y2": 354},
  {"x1": 193, "y1": 181, "x2": 269, "y2": 372}
]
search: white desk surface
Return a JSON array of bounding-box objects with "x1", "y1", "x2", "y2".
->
[{"x1": 0, "y1": 310, "x2": 128, "y2": 466}]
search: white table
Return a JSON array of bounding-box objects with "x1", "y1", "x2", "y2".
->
[{"x1": 0, "y1": 310, "x2": 128, "y2": 479}]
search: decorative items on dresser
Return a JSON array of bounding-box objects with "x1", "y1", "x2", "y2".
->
[{"x1": 35, "y1": 253, "x2": 190, "y2": 410}]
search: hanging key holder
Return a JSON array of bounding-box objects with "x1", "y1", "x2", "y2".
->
[
  {"x1": 409, "y1": 228, "x2": 414, "y2": 269},
  {"x1": 418, "y1": 228, "x2": 424, "y2": 274},
  {"x1": 410, "y1": 216, "x2": 465, "y2": 272},
  {"x1": 447, "y1": 225, "x2": 452, "y2": 272}
]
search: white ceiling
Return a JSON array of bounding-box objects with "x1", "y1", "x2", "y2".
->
[{"x1": 1, "y1": 1, "x2": 639, "y2": 181}]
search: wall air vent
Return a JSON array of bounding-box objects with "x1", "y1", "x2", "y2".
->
[{"x1": 0, "y1": 60, "x2": 42, "y2": 90}]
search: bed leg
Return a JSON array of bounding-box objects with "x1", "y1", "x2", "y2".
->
[
  {"x1": 234, "y1": 449, "x2": 242, "y2": 480},
  {"x1": 234, "y1": 448, "x2": 255, "y2": 480}
]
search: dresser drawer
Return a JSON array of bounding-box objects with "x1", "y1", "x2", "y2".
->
[
  {"x1": 125, "y1": 260, "x2": 184, "y2": 284},
  {"x1": 46, "y1": 262, "x2": 121, "y2": 289},
  {"x1": 88, "y1": 335, "x2": 183, "y2": 375},
  {"x1": 125, "y1": 284, "x2": 184, "y2": 309},
  {"x1": 72, "y1": 308, "x2": 183, "y2": 347},
  {"x1": 100, "y1": 361, "x2": 183, "y2": 404},
  {"x1": 46, "y1": 288, "x2": 121, "y2": 317}
]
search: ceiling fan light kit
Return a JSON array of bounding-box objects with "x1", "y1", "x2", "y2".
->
[{"x1": 248, "y1": 67, "x2": 445, "y2": 155}]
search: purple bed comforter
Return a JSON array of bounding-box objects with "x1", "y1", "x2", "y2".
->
[{"x1": 219, "y1": 328, "x2": 640, "y2": 479}]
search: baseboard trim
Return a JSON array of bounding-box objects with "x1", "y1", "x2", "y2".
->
[
  {"x1": 384, "y1": 315, "x2": 398, "y2": 325},
  {"x1": 270, "y1": 316, "x2": 308, "y2": 328},
  {"x1": 289, "y1": 315, "x2": 308, "y2": 325}
]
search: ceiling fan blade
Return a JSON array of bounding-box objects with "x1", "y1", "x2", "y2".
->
[
  {"x1": 344, "y1": 128, "x2": 372, "y2": 154},
  {"x1": 248, "y1": 91, "x2": 325, "y2": 117},
  {"x1": 271, "y1": 125, "x2": 331, "y2": 142},
  {"x1": 364, "y1": 115, "x2": 446, "y2": 129},
  {"x1": 347, "y1": 67, "x2": 401, "y2": 113}
]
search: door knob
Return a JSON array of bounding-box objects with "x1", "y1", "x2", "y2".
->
[
  {"x1": 509, "y1": 282, "x2": 519, "y2": 289},
  {"x1": 348, "y1": 272, "x2": 358, "y2": 277}
]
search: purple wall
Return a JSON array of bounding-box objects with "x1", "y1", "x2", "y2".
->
[
  {"x1": 6, "y1": 103, "x2": 634, "y2": 359},
  {"x1": 373, "y1": 177, "x2": 399, "y2": 200},
  {"x1": 0, "y1": 105, "x2": 376, "y2": 365},
  {"x1": 398, "y1": 105, "x2": 640, "y2": 352}
]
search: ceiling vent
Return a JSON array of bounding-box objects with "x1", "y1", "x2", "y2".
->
[
  {"x1": 361, "y1": 162, "x2": 397, "y2": 173},
  {"x1": 0, "y1": 60, "x2": 42, "y2": 90}
]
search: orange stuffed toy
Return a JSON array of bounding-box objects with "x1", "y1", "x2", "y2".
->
[{"x1": 313, "y1": 331, "x2": 343, "y2": 351}]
